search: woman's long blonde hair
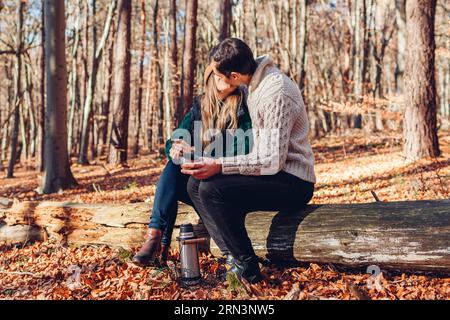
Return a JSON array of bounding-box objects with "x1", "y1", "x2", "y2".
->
[{"x1": 201, "y1": 75, "x2": 242, "y2": 147}]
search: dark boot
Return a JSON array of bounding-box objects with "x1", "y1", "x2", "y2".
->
[
  {"x1": 227, "y1": 257, "x2": 263, "y2": 284},
  {"x1": 132, "y1": 228, "x2": 162, "y2": 267}
]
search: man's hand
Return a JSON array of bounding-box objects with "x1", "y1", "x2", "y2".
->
[{"x1": 181, "y1": 157, "x2": 222, "y2": 180}]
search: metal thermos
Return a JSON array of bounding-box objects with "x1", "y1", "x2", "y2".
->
[{"x1": 177, "y1": 223, "x2": 207, "y2": 285}]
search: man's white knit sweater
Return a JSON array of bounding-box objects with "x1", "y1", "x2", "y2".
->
[{"x1": 220, "y1": 55, "x2": 316, "y2": 184}]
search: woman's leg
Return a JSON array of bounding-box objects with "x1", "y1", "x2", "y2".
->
[
  {"x1": 149, "y1": 161, "x2": 187, "y2": 232},
  {"x1": 134, "y1": 161, "x2": 189, "y2": 266},
  {"x1": 159, "y1": 163, "x2": 193, "y2": 248}
]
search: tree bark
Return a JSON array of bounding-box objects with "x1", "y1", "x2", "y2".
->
[
  {"x1": 41, "y1": 0, "x2": 77, "y2": 194},
  {"x1": 170, "y1": 0, "x2": 182, "y2": 127},
  {"x1": 100, "y1": 23, "x2": 115, "y2": 157},
  {"x1": 395, "y1": 0, "x2": 407, "y2": 93},
  {"x1": 68, "y1": 0, "x2": 82, "y2": 157},
  {"x1": 36, "y1": 0, "x2": 45, "y2": 172},
  {"x1": 132, "y1": 0, "x2": 146, "y2": 156},
  {"x1": 108, "y1": 0, "x2": 131, "y2": 165},
  {"x1": 6, "y1": 0, "x2": 25, "y2": 179},
  {"x1": 163, "y1": 17, "x2": 172, "y2": 141},
  {"x1": 352, "y1": 0, "x2": 367, "y2": 129},
  {"x1": 298, "y1": 0, "x2": 308, "y2": 92},
  {"x1": 1, "y1": 199, "x2": 449, "y2": 273},
  {"x1": 78, "y1": 0, "x2": 117, "y2": 164},
  {"x1": 180, "y1": 0, "x2": 198, "y2": 123},
  {"x1": 219, "y1": 0, "x2": 232, "y2": 41},
  {"x1": 403, "y1": 0, "x2": 440, "y2": 161}
]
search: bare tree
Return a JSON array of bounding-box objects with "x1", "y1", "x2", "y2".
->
[
  {"x1": 78, "y1": 0, "x2": 117, "y2": 164},
  {"x1": 36, "y1": 0, "x2": 45, "y2": 172},
  {"x1": 41, "y1": 0, "x2": 77, "y2": 193},
  {"x1": 352, "y1": 0, "x2": 370, "y2": 129},
  {"x1": 6, "y1": 0, "x2": 25, "y2": 178},
  {"x1": 395, "y1": 0, "x2": 407, "y2": 93},
  {"x1": 180, "y1": 0, "x2": 198, "y2": 121},
  {"x1": 109, "y1": 0, "x2": 131, "y2": 165},
  {"x1": 219, "y1": 0, "x2": 232, "y2": 41},
  {"x1": 403, "y1": 0, "x2": 440, "y2": 161},
  {"x1": 298, "y1": 0, "x2": 308, "y2": 92},
  {"x1": 132, "y1": 0, "x2": 146, "y2": 155},
  {"x1": 68, "y1": 0, "x2": 82, "y2": 157},
  {"x1": 170, "y1": 0, "x2": 182, "y2": 127}
]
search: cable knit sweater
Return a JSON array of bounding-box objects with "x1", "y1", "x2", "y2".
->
[{"x1": 220, "y1": 55, "x2": 316, "y2": 184}]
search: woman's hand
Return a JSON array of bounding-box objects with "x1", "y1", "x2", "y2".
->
[
  {"x1": 181, "y1": 157, "x2": 222, "y2": 180},
  {"x1": 170, "y1": 140, "x2": 193, "y2": 160}
]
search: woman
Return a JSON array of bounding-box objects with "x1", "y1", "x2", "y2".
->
[{"x1": 132, "y1": 64, "x2": 252, "y2": 267}]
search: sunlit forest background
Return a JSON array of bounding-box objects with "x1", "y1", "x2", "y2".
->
[
  {"x1": 0, "y1": 0, "x2": 449, "y2": 300},
  {"x1": 0, "y1": 0, "x2": 448, "y2": 179}
]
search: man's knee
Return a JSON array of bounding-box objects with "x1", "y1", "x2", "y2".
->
[
  {"x1": 186, "y1": 176, "x2": 200, "y2": 199},
  {"x1": 197, "y1": 178, "x2": 226, "y2": 202}
]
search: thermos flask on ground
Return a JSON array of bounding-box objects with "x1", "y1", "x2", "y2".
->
[{"x1": 177, "y1": 223, "x2": 207, "y2": 285}]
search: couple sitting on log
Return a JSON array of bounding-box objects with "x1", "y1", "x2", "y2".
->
[{"x1": 132, "y1": 38, "x2": 316, "y2": 284}]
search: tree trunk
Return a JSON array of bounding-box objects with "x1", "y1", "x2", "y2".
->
[
  {"x1": 146, "y1": 0, "x2": 164, "y2": 151},
  {"x1": 403, "y1": 0, "x2": 440, "y2": 161},
  {"x1": 251, "y1": 0, "x2": 258, "y2": 56},
  {"x1": 99, "y1": 24, "x2": 115, "y2": 156},
  {"x1": 1, "y1": 64, "x2": 13, "y2": 163},
  {"x1": 1, "y1": 199, "x2": 449, "y2": 273},
  {"x1": 298, "y1": 0, "x2": 308, "y2": 92},
  {"x1": 24, "y1": 63, "x2": 36, "y2": 160},
  {"x1": 36, "y1": 0, "x2": 45, "y2": 172},
  {"x1": 6, "y1": 0, "x2": 25, "y2": 179},
  {"x1": 68, "y1": 0, "x2": 81, "y2": 157},
  {"x1": 395, "y1": 0, "x2": 407, "y2": 93},
  {"x1": 163, "y1": 17, "x2": 172, "y2": 141},
  {"x1": 180, "y1": 0, "x2": 198, "y2": 122},
  {"x1": 132, "y1": 0, "x2": 146, "y2": 156},
  {"x1": 352, "y1": 0, "x2": 367, "y2": 129},
  {"x1": 170, "y1": 0, "x2": 181, "y2": 127},
  {"x1": 219, "y1": 0, "x2": 232, "y2": 41},
  {"x1": 79, "y1": 0, "x2": 117, "y2": 164},
  {"x1": 41, "y1": 0, "x2": 77, "y2": 194},
  {"x1": 108, "y1": 0, "x2": 131, "y2": 165}
]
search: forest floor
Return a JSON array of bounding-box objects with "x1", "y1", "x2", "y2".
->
[{"x1": 0, "y1": 129, "x2": 449, "y2": 300}]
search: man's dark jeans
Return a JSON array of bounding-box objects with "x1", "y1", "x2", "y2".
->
[
  {"x1": 187, "y1": 171, "x2": 314, "y2": 265},
  {"x1": 149, "y1": 161, "x2": 229, "y2": 253}
]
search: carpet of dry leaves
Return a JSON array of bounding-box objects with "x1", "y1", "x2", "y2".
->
[{"x1": 1, "y1": 130, "x2": 449, "y2": 300}]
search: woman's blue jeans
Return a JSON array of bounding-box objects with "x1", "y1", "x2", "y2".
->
[
  {"x1": 149, "y1": 160, "x2": 194, "y2": 247},
  {"x1": 149, "y1": 160, "x2": 230, "y2": 254}
]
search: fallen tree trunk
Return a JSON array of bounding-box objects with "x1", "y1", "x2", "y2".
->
[{"x1": 0, "y1": 199, "x2": 449, "y2": 273}]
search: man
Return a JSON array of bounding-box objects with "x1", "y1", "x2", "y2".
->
[{"x1": 181, "y1": 38, "x2": 316, "y2": 283}]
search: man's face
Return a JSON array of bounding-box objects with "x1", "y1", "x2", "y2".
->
[{"x1": 211, "y1": 61, "x2": 244, "y2": 87}]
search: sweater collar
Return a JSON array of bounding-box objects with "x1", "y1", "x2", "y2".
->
[{"x1": 248, "y1": 54, "x2": 274, "y2": 93}]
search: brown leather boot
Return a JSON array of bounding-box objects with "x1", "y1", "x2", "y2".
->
[{"x1": 132, "y1": 228, "x2": 162, "y2": 267}]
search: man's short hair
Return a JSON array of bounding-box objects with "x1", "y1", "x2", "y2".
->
[{"x1": 212, "y1": 38, "x2": 257, "y2": 77}]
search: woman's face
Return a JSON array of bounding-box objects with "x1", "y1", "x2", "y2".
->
[{"x1": 214, "y1": 74, "x2": 237, "y2": 100}]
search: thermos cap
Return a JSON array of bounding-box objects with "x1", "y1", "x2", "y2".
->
[
  {"x1": 180, "y1": 223, "x2": 194, "y2": 233},
  {"x1": 178, "y1": 223, "x2": 195, "y2": 240}
]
